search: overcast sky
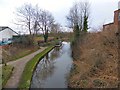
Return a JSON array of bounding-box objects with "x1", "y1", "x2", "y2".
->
[{"x1": 0, "y1": 0, "x2": 119, "y2": 32}]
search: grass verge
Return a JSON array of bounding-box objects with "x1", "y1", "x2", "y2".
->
[
  {"x1": 12, "y1": 48, "x2": 38, "y2": 61},
  {"x1": 2, "y1": 46, "x2": 39, "y2": 64},
  {"x1": 2, "y1": 65, "x2": 14, "y2": 87},
  {"x1": 18, "y1": 46, "x2": 54, "y2": 89}
]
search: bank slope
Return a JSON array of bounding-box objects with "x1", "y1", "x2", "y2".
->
[{"x1": 69, "y1": 29, "x2": 118, "y2": 88}]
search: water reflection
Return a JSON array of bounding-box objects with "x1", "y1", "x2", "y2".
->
[
  {"x1": 31, "y1": 42, "x2": 73, "y2": 88},
  {"x1": 50, "y1": 47, "x2": 63, "y2": 61},
  {"x1": 31, "y1": 52, "x2": 56, "y2": 88}
]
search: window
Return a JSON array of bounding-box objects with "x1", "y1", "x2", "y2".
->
[{"x1": 8, "y1": 38, "x2": 12, "y2": 41}]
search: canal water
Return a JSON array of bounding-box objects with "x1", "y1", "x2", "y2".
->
[{"x1": 30, "y1": 42, "x2": 73, "y2": 88}]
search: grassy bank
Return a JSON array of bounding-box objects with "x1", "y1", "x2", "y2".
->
[
  {"x1": 12, "y1": 48, "x2": 39, "y2": 61},
  {"x1": 18, "y1": 46, "x2": 54, "y2": 89},
  {"x1": 69, "y1": 29, "x2": 118, "y2": 88},
  {"x1": 2, "y1": 65, "x2": 14, "y2": 87},
  {"x1": 2, "y1": 46, "x2": 39, "y2": 63}
]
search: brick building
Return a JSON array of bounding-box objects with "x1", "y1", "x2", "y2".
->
[{"x1": 103, "y1": 2, "x2": 120, "y2": 30}]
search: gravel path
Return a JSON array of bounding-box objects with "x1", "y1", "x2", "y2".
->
[{"x1": 4, "y1": 47, "x2": 46, "y2": 88}]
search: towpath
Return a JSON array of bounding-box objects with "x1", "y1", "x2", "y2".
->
[{"x1": 4, "y1": 47, "x2": 46, "y2": 88}]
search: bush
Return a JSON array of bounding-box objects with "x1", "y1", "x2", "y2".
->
[{"x1": 13, "y1": 35, "x2": 36, "y2": 47}]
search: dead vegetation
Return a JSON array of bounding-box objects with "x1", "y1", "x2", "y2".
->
[
  {"x1": 2, "y1": 44, "x2": 39, "y2": 64},
  {"x1": 69, "y1": 28, "x2": 119, "y2": 88}
]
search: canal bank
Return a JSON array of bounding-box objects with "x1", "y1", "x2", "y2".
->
[
  {"x1": 30, "y1": 42, "x2": 73, "y2": 88},
  {"x1": 18, "y1": 46, "x2": 54, "y2": 89}
]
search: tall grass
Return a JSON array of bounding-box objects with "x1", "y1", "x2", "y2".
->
[{"x1": 69, "y1": 28, "x2": 118, "y2": 88}]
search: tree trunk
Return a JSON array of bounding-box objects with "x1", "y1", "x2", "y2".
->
[
  {"x1": 44, "y1": 33, "x2": 48, "y2": 42},
  {"x1": 28, "y1": 21, "x2": 31, "y2": 35}
]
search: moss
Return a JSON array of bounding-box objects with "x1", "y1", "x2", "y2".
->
[{"x1": 18, "y1": 46, "x2": 54, "y2": 89}]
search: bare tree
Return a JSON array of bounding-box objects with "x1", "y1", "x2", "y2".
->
[
  {"x1": 32, "y1": 5, "x2": 41, "y2": 35},
  {"x1": 50, "y1": 23, "x2": 62, "y2": 39},
  {"x1": 16, "y1": 3, "x2": 56, "y2": 42},
  {"x1": 66, "y1": 3, "x2": 79, "y2": 28},
  {"x1": 37, "y1": 10, "x2": 55, "y2": 42},
  {"x1": 67, "y1": 1, "x2": 91, "y2": 33},
  {"x1": 81, "y1": 1, "x2": 91, "y2": 32},
  {"x1": 51, "y1": 23, "x2": 61, "y2": 34},
  {"x1": 16, "y1": 3, "x2": 35, "y2": 35}
]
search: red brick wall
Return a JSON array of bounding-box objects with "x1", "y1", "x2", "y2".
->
[
  {"x1": 103, "y1": 9, "x2": 120, "y2": 31},
  {"x1": 103, "y1": 23, "x2": 114, "y2": 30},
  {"x1": 114, "y1": 9, "x2": 120, "y2": 26}
]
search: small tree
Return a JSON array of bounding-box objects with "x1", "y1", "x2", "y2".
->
[
  {"x1": 67, "y1": 1, "x2": 91, "y2": 61},
  {"x1": 74, "y1": 24, "x2": 79, "y2": 39},
  {"x1": 50, "y1": 23, "x2": 61, "y2": 38},
  {"x1": 67, "y1": 1, "x2": 91, "y2": 37},
  {"x1": 83, "y1": 16, "x2": 88, "y2": 32},
  {"x1": 82, "y1": 1, "x2": 90, "y2": 32},
  {"x1": 16, "y1": 3, "x2": 35, "y2": 35},
  {"x1": 38, "y1": 10, "x2": 55, "y2": 42}
]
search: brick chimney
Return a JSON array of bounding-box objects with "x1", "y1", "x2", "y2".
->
[
  {"x1": 114, "y1": 9, "x2": 120, "y2": 26},
  {"x1": 111, "y1": 1, "x2": 120, "y2": 31},
  {"x1": 114, "y1": 1, "x2": 120, "y2": 27}
]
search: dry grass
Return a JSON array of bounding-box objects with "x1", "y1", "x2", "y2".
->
[
  {"x1": 2, "y1": 36, "x2": 55, "y2": 63},
  {"x1": 69, "y1": 28, "x2": 119, "y2": 88},
  {"x1": 2, "y1": 45, "x2": 39, "y2": 63},
  {"x1": 34, "y1": 36, "x2": 54, "y2": 42}
]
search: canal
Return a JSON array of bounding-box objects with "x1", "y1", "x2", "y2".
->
[{"x1": 30, "y1": 42, "x2": 73, "y2": 88}]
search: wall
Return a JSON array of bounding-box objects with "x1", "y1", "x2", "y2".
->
[
  {"x1": 103, "y1": 9, "x2": 120, "y2": 31},
  {"x1": 103, "y1": 23, "x2": 114, "y2": 30},
  {"x1": 114, "y1": 9, "x2": 120, "y2": 26},
  {"x1": 0, "y1": 28, "x2": 17, "y2": 41}
]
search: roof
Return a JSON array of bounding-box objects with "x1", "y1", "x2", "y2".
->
[
  {"x1": 114, "y1": 9, "x2": 120, "y2": 13},
  {"x1": 0, "y1": 26, "x2": 19, "y2": 35},
  {"x1": 0, "y1": 26, "x2": 8, "y2": 31},
  {"x1": 103, "y1": 22, "x2": 114, "y2": 26}
]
